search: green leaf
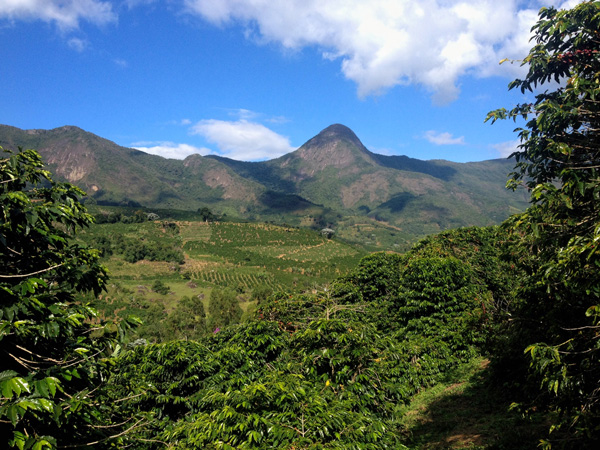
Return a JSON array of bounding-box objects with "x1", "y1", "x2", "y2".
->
[
  {"x1": 7, "y1": 404, "x2": 23, "y2": 425},
  {"x1": 32, "y1": 439, "x2": 54, "y2": 450},
  {"x1": 1, "y1": 377, "x2": 30, "y2": 399},
  {"x1": 0, "y1": 370, "x2": 18, "y2": 382},
  {"x1": 9, "y1": 431, "x2": 26, "y2": 450}
]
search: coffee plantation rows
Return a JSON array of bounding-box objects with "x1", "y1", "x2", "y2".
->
[
  {"x1": 190, "y1": 267, "x2": 279, "y2": 291},
  {"x1": 184, "y1": 222, "x2": 362, "y2": 282},
  {"x1": 76, "y1": 213, "x2": 367, "y2": 342}
]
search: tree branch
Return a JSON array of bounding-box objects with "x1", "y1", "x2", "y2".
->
[
  {"x1": 59, "y1": 419, "x2": 147, "y2": 448},
  {"x1": 0, "y1": 263, "x2": 63, "y2": 279}
]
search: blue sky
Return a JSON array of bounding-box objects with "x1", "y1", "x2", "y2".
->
[{"x1": 0, "y1": 0, "x2": 580, "y2": 162}]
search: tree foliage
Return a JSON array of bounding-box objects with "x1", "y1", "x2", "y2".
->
[
  {"x1": 486, "y1": 2, "x2": 600, "y2": 447},
  {"x1": 0, "y1": 148, "x2": 136, "y2": 449},
  {"x1": 208, "y1": 288, "x2": 243, "y2": 330},
  {"x1": 198, "y1": 206, "x2": 216, "y2": 222},
  {"x1": 107, "y1": 223, "x2": 507, "y2": 448},
  {"x1": 165, "y1": 295, "x2": 208, "y2": 340}
]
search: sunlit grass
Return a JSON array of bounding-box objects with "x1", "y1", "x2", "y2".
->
[{"x1": 398, "y1": 357, "x2": 548, "y2": 449}]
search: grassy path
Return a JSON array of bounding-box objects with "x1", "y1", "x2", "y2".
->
[{"x1": 399, "y1": 358, "x2": 548, "y2": 449}]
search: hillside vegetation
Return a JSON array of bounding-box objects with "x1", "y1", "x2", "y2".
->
[
  {"x1": 0, "y1": 154, "x2": 547, "y2": 448},
  {"x1": 2, "y1": 3, "x2": 599, "y2": 449},
  {"x1": 0, "y1": 122, "x2": 529, "y2": 251},
  {"x1": 76, "y1": 209, "x2": 366, "y2": 342}
]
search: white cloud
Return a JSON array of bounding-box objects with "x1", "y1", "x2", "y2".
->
[
  {"x1": 0, "y1": 0, "x2": 116, "y2": 30},
  {"x1": 113, "y1": 58, "x2": 128, "y2": 67},
  {"x1": 124, "y1": 0, "x2": 158, "y2": 8},
  {"x1": 266, "y1": 115, "x2": 290, "y2": 124},
  {"x1": 368, "y1": 146, "x2": 395, "y2": 156},
  {"x1": 225, "y1": 108, "x2": 290, "y2": 124},
  {"x1": 492, "y1": 139, "x2": 521, "y2": 158},
  {"x1": 132, "y1": 142, "x2": 211, "y2": 159},
  {"x1": 191, "y1": 119, "x2": 295, "y2": 160},
  {"x1": 424, "y1": 130, "x2": 465, "y2": 146},
  {"x1": 67, "y1": 37, "x2": 88, "y2": 52},
  {"x1": 166, "y1": 118, "x2": 193, "y2": 126},
  {"x1": 230, "y1": 108, "x2": 259, "y2": 120},
  {"x1": 183, "y1": 0, "x2": 583, "y2": 103}
]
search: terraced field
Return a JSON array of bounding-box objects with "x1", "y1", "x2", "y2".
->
[
  {"x1": 182, "y1": 221, "x2": 364, "y2": 289},
  {"x1": 78, "y1": 216, "x2": 367, "y2": 341}
]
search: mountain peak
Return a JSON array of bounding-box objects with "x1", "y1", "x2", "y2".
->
[
  {"x1": 308, "y1": 124, "x2": 363, "y2": 148},
  {"x1": 319, "y1": 123, "x2": 358, "y2": 138},
  {"x1": 275, "y1": 124, "x2": 375, "y2": 175}
]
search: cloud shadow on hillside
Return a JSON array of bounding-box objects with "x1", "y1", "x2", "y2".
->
[
  {"x1": 378, "y1": 192, "x2": 416, "y2": 213},
  {"x1": 259, "y1": 190, "x2": 316, "y2": 212},
  {"x1": 371, "y1": 153, "x2": 457, "y2": 181}
]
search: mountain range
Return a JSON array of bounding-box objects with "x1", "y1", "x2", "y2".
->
[{"x1": 0, "y1": 123, "x2": 529, "y2": 249}]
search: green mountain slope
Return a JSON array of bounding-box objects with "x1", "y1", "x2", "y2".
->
[
  {"x1": 0, "y1": 124, "x2": 266, "y2": 212},
  {"x1": 212, "y1": 124, "x2": 529, "y2": 245},
  {"x1": 0, "y1": 123, "x2": 528, "y2": 249}
]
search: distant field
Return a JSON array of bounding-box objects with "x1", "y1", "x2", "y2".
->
[
  {"x1": 178, "y1": 220, "x2": 212, "y2": 243},
  {"x1": 181, "y1": 221, "x2": 364, "y2": 289},
  {"x1": 78, "y1": 217, "x2": 367, "y2": 341}
]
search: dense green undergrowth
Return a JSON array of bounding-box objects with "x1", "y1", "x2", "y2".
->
[
  {"x1": 2, "y1": 147, "x2": 597, "y2": 449},
  {"x1": 94, "y1": 225, "x2": 517, "y2": 449}
]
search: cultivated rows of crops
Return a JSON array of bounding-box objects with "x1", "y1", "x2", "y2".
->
[
  {"x1": 182, "y1": 222, "x2": 363, "y2": 286},
  {"x1": 82, "y1": 215, "x2": 365, "y2": 293}
]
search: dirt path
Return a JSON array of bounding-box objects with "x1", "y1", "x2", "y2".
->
[{"x1": 276, "y1": 240, "x2": 327, "y2": 259}]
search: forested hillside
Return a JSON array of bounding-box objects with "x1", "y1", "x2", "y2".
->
[
  {"x1": 1, "y1": 2, "x2": 599, "y2": 449},
  {"x1": 0, "y1": 122, "x2": 529, "y2": 251}
]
